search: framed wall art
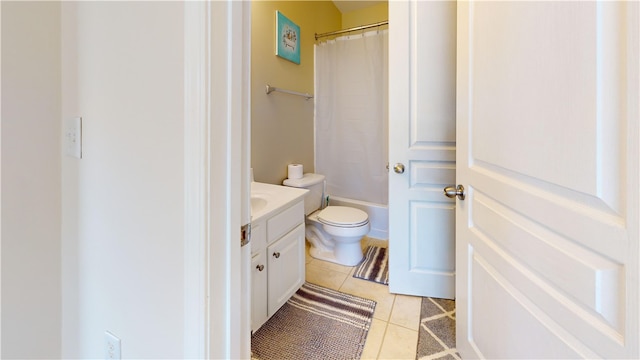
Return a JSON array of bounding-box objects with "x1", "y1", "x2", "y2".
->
[{"x1": 275, "y1": 11, "x2": 301, "y2": 64}]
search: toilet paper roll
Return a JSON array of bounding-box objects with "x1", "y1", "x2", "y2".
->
[{"x1": 288, "y1": 164, "x2": 303, "y2": 179}]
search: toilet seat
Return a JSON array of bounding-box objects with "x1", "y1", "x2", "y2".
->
[{"x1": 317, "y1": 206, "x2": 369, "y2": 228}]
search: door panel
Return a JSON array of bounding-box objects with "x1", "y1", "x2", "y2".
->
[
  {"x1": 470, "y1": 254, "x2": 586, "y2": 359},
  {"x1": 472, "y1": 192, "x2": 622, "y2": 330},
  {"x1": 251, "y1": 252, "x2": 268, "y2": 332},
  {"x1": 411, "y1": 203, "x2": 455, "y2": 272},
  {"x1": 471, "y1": 3, "x2": 624, "y2": 207},
  {"x1": 457, "y1": 1, "x2": 639, "y2": 358},
  {"x1": 388, "y1": 0, "x2": 457, "y2": 299},
  {"x1": 267, "y1": 223, "x2": 305, "y2": 316}
]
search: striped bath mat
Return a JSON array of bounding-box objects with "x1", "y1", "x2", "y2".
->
[
  {"x1": 251, "y1": 282, "x2": 376, "y2": 360},
  {"x1": 353, "y1": 246, "x2": 389, "y2": 285}
]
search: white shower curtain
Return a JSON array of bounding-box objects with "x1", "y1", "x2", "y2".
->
[{"x1": 314, "y1": 30, "x2": 388, "y2": 205}]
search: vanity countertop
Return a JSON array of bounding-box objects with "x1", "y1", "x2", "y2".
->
[{"x1": 251, "y1": 182, "x2": 308, "y2": 223}]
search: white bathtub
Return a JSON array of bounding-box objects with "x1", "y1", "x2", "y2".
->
[{"x1": 328, "y1": 196, "x2": 388, "y2": 240}]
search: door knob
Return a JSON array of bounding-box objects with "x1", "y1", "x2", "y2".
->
[
  {"x1": 256, "y1": 264, "x2": 265, "y2": 271},
  {"x1": 393, "y1": 163, "x2": 405, "y2": 174},
  {"x1": 273, "y1": 252, "x2": 281, "y2": 259},
  {"x1": 444, "y1": 185, "x2": 465, "y2": 200}
]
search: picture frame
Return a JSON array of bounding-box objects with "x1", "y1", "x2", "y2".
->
[{"x1": 275, "y1": 11, "x2": 301, "y2": 64}]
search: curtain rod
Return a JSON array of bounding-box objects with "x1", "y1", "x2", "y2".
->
[{"x1": 315, "y1": 20, "x2": 388, "y2": 41}]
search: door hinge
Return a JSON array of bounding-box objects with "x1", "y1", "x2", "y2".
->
[{"x1": 241, "y1": 223, "x2": 251, "y2": 247}]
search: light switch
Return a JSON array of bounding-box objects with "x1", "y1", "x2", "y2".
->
[{"x1": 65, "y1": 117, "x2": 82, "y2": 158}]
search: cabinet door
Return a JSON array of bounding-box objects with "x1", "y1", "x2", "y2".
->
[
  {"x1": 251, "y1": 251, "x2": 268, "y2": 332},
  {"x1": 267, "y1": 223, "x2": 305, "y2": 317}
]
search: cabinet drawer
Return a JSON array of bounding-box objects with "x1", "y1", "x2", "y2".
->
[
  {"x1": 251, "y1": 221, "x2": 266, "y2": 255},
  {"x1": 267, "y1": 201, "x2": 304, "y2": 243}
]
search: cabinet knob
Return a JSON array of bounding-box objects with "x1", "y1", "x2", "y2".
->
[
  {"x1": 256, "y1": 264, "x2": 265, "y2": 272},
  {"x1": 273, "y1": 252, "x2": 281, "y2": 259}
]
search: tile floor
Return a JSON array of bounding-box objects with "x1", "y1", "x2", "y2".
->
[{"x1": 305, "y1": 237, "x2": 421, "y2": 360}]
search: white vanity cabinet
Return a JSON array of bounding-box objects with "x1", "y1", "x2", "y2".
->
[{"x1": 250, "y1": 194, "x2": 306, "y2": 333}]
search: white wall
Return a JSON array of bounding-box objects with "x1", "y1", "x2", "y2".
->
[
  {"x1": 61, "y1": 2, "x2": 184, "y2": 358},
  {"x1": 1, "y1": 2, "x2": 62, "y2": 358}
]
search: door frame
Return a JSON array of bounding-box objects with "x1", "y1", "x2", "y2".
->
[
  {"x1": 179, "y1": 0, "x2": 640, "y2": 357},
  {"x1": 183, "y1": 1, "x2": 251, "y2": 358}
]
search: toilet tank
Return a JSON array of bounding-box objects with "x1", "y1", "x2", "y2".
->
[{"x1": 283, "y1": 173, "x2": 325, "y2": 215}]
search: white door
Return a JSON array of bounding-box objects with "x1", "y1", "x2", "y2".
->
[
  {"x1": 457, "y1": 1, "x2": 639, "y2": 358},
  {"x1": 388, "y1": 1, "x2": 458, "y2": 298}
]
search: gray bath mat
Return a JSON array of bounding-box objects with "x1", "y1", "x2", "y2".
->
[
  {"x1": 353, "y1": 246, "x2": 389, "y2": 285},
  {"x1": 251, "y1": 282, "x2": 376, "y2": 360}
]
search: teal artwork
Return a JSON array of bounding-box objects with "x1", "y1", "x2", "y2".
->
[{"x1": 275, "y1": 11, "x2": 301, "y2": 64}]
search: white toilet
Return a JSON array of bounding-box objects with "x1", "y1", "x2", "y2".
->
[{"x1": 283, "y1": 173, "x2": 370, "y2": 266}]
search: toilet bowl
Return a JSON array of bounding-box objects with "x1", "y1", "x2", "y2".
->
[
  {"x1": 283, "y1": 173, "x2": 370, "y2": 266},
  {"x1": 305, "y1": 206, "x2": 370, "y2": 266}
]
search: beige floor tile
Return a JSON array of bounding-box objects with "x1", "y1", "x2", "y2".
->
[
  {"x1": 305, "y1": 262, "x2": 348, "y2": 290},
  {"x1": 360, "y1": 237, "x2": 371, "y2": 251},
  {"x1": 347, "y1": 265, "x2": 357, "y2": 277},
  {"x1": 307, "y1": 257, "x2": 353, "y2": 274},
  {"x1": 389, "y1": 294, "x2": 422, "y2": 331},
  {"x1": 365, "y1": 237, "x2": 389, "y2": 249},
  {"x1": 377, "y1": 323, "x2": 419, "y2": 360},
  {"x1": 361, "y1": 318, "x2": 387, "y2": 360},
  {"x1": 339, "y1": 276, "x2": 396, "y2": 321}
]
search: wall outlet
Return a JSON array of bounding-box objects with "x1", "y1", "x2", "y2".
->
[
  {"x1": 105, "y1": 331, "x2": 121, "y2": 359},
  {"x1": 64, "y1": 116, "x2": 82, "y2": 158}
]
